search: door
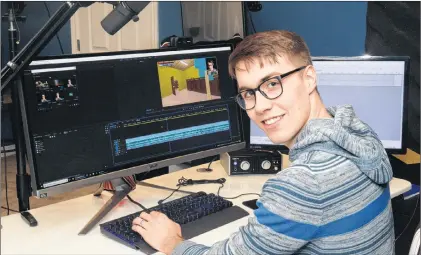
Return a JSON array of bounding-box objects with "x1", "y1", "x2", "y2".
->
[
  {"x1": 171, "y1": 76, "x2": 178, "y2": 95},
  {"x1": 181, "y1": 2, "x2": 244, "y2": 42},
  {"x1": 70, "y1": 2, "x2": 159, "y2": 54}
]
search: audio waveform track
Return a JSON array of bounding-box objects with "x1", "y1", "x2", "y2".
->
[
  {"x1": 125, "y1": 121, "x2": 229, "y2": 150},
  {"x1": 121, "y1": 107, "x2": 228, "y2": 128}
]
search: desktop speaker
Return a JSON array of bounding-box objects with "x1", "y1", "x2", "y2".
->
[{"x1": 220, "y1": 149, "x2": 282, "y2": 175}]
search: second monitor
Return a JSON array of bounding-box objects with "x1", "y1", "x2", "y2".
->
[{"x1": 249, "y1": 56, "x2": 409, "y2": 154}]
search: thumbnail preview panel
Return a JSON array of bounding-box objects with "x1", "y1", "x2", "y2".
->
[
  {"x1": 34, "y1": 71, "x2": 79, "y2": 112},
  {"x1": 157, "y1": 57, "x2": 221, "y2": 108}
]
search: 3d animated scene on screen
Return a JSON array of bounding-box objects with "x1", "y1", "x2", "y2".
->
[{"x1": 157, "y1": 57, "x2": 221, "y2": 107}]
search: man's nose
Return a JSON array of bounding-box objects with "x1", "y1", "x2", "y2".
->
[{"x1": 253, "y1": 92, "x2": 272, "y2": 114}]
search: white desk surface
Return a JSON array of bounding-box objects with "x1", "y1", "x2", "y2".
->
[{"x1": 1, "y1": 160, "x2": 412, "y2": 255}]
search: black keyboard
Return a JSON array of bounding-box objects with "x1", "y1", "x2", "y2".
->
[{"x1": 100, "y1": 192, "x2": 249, "y2": 253}]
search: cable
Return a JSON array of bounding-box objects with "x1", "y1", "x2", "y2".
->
[
  {"x1": 179, "y1": 2, "x2": 184, "y2": 37},
  {"x1": 101, "y1": 188, "x2": 150, "y2": 212},
  {"x1": 126, "y1": 195, "x2": 149, "y2": 212},
  {"x1": 137, "y1": 181, "x2": 195, "y2": 195},
  {"x1": 157, "y1": 176, "x2": 220, "y2": 204},
  {"x1": 157, "y1": 185, "x2": 181, "y2": 205},
  {"x1": 177, "y1": 176, "x2": 191, "y2": 186},
  {"x1": 247, "y1": 8, "x2": 257, "y2": 33},
  {"x1": 158, "y1": 175, "x2": 261, "y2": 205},
  {"x1": 220, "y1": 192, "x2": 261, "y2": 200},
  {"x1": 160, "y1": 41, "x2": 170, "y2": 48},
  {"x1": 44, "y1": 2, "x2": 64, "y2": 54},
  {"x1": 11, "y1": 3, "x2": 21, "y2": 45},
  {"x1": 217, "y1": 182, "x2": 261, "y2": 200},
  {"x1": 177, "y1": 176, "x2": 226, "y2": 186},
  {"x1": 1, "y1": 206, "x2": 18, "y2": 213},
  {"x1": 1, "y1": 42, "x2": 4, "y2": 68},
  {"x1": 394, "y1": 195, "x2": 419, "y2": 243},
  {"x1": 196, "y1": 156, "x2": 219, "y2": 172},
  {"x1": 3, "y1": 145, "x2": 10, "y2": 215}
]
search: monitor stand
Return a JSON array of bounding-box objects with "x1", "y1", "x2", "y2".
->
[{"x1": 78, "y1": 178, "x2": 132, "y2": 235}]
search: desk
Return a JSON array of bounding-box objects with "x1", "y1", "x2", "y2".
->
[
  {"x1": 393, "y1": 148, "x2": 420, "y2": 165},
  {"x1": 1, "y1": 161, "x2": 412, "y2": 255}
]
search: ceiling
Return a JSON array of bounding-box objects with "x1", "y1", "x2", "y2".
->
[{"x1": 167, "y1": 59, "x2": 194, "y2": 71}]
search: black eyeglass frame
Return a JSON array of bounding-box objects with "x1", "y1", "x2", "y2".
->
[{"x1": 235, "y1": 66, "x2": 307, "y2": 110}]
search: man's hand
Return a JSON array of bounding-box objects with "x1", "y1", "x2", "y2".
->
[{"x1": 132, "y1": 211, "x2": 184, "y2": 255}]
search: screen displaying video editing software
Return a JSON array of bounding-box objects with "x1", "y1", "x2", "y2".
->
[{"x1": 22, "y1": 46, "x2": 243, "y2": 191}]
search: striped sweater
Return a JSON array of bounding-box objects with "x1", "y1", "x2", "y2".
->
[{"x1": 173, "y1": 105, "x2": 395, "y2": 255}]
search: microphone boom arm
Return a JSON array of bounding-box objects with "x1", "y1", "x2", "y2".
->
[
  {"x1": 0, "y1": 1, "x2": 151, "y2": 91},
  {"x1": 1, "y1": 1, "x2": 92, "y2": 92}
]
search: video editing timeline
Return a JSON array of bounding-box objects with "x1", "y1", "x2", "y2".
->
[
  {"x1": 110, "y1": 105, "x2": 235, "y2": 165},
  {"x1": 32, "y1": 67, "x2": 80, "y2": 111},
  {"x1": 34, "y1": 103, "x2": 239, "y2": 189},
  {"x1": 124, "y1": 121, "x2": 229, "y2": 149}
]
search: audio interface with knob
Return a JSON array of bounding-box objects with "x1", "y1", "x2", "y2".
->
[{"x1": 220, "y1": 149, "x2": 282, "y2": 175}]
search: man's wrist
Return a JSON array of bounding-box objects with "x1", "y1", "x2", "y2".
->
[{"x1": 162, "y1": 235, "x2": 184, "y2": 255}]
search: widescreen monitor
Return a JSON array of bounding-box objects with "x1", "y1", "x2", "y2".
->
[{"x1": 21, "y1": 44, "x2": 245, "y2": 198}]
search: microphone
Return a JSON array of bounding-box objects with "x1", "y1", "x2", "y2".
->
[{"x1": 101, "y1": 1, "x2": 150, "y2": 35}]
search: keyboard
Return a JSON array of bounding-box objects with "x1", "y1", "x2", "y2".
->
[{"x1": 100, "y1": 191, "x2": 249, "y2": 253}]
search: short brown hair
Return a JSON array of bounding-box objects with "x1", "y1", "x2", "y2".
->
[{"x1": 228, "y1": 30, "x2": 312, "y2": 78}]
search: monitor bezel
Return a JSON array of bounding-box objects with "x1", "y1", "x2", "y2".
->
[
  {"x1": 247, "y1": 56, "x2": 410, "y2": 155},
  {"x1": 21, "y1": 43, "x2": 246, "y2": 198}
]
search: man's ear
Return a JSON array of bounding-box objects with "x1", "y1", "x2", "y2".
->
[{"x1": 304, "y1": 65, "x2": 317, "y2": 94}]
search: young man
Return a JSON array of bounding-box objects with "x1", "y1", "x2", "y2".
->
[
  {"x1": 132, "y1": 30, "x2": 395, "y2": 254},
  {"x1": 207, "y1": 60, "x2": 219, "y2": 76}
]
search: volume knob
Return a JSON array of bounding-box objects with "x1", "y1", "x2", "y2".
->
[
  {"x1": 261, "y1": 160, "x2": 271, "y2": 170},
  {"x1": 240, "y1": 161, "x2": 251, "y2": 171}
]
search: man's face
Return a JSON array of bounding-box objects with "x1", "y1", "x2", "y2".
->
[
  {"x1": 235, "y1": 57, "x2": 316, "y2": 146},
  {"x1": 208, "y1": 62, "x2": 214, "y2": 70}
]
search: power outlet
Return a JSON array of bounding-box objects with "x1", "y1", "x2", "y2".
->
[{"x1": 247, "y1": 2, "x2": 262, "y2": 12}]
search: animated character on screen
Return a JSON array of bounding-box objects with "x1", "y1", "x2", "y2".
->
[
  {"x1": 41, "y1": 94, "x2": 50, "y2": 103},
  {"x1": 55, "y1": 92, "x2": 64, "y2": 101},
  {"x1": 206, "y1": 60, "x2": 218, "y2": 76},
  {"x1": 36, "y1": 81, "x2": 49, "y2": 88},
  {"x1": 67, "y1": 79, "x2": 75, "y2": 87}
]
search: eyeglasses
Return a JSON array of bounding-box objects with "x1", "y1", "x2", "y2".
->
[{"x1": 235, "y1": 66, "x2": 306, "y2": 110}]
